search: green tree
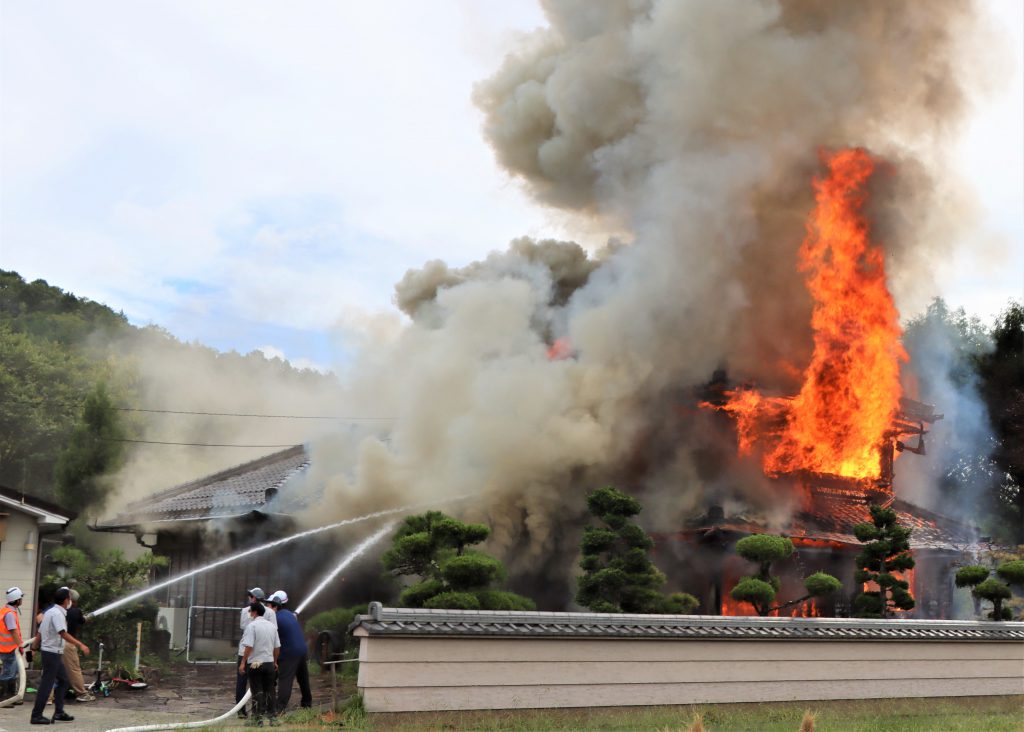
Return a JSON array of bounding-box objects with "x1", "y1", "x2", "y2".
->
[
  {"x1": 973, "y1": 301, "x2": 1024, "y2": 543},
  {"x1": 852, "y1": 505, "x2": 915, "y2": 618},
  {"x1": 54, "y1": 383, "x2": 125, "y2": 515},
  {"x1": 730, "y1": 534, "x2": 841, "y2": 616},
  {"x1": 576, "y1": 486, "x2": 698, "y2": 614},
  {"x1": 382, "y1": 512, "x2": 535, "y2": 611},
  {"x1": 955, "y1": 560, "x2": 1024, "y2": 621},
  {"x1": 42, "y1": 546, "x2": 168, "y2": 662}
]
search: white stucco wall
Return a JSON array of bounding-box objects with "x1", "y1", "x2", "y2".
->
[
  {"x1": 0, "y1": 511, "x2": 42, "y2": 625},
  {"x1": 355, "y1": 634, "x2": 1024, "y2": 712}
]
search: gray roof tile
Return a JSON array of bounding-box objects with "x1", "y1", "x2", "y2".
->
[
  {"x1": 351, "y1": 605, "x2": 1024, "y2": 642},
  {"x1": 98, "y1": 445, "x2": 310, "y2": 527}
]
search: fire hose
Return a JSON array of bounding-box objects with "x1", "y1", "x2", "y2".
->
[
  {"x1": 103, "y1": 523, "x2": 397, "y2": 731},
  {"x1": 103, "y1": 690, "x2": 251, "y2": 732},
  {"x1": 0, "y1": 642, "x2": 30, "y2": 708}
]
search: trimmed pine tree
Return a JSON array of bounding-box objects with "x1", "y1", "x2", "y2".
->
[{"x1": 576, "y1": 486, "x2": 698, "y2": 614}]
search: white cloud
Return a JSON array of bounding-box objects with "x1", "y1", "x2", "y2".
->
[{"x1": 0, "y1": 0, "x2": 550, "y2": 341}]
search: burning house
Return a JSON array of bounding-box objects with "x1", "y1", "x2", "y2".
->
[{"x1": 655, "y1": 150, "x2": 985, "y2": 619}]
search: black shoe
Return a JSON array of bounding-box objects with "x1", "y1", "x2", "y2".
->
[
  {"x1": 30, "y1": 716, "x2": 51, "y2": 725},
  {"x1": 52, "y1": 711, "x2": 74, "y2": 722}
]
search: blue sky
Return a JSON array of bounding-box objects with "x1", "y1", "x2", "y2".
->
[{"x1": 1, "y1": 1, "x2": 1020, "y2": 372}]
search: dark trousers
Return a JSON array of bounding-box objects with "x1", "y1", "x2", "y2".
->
[
  {"x1": 31, "y1": 651, "x2": 68, "y2": 719},
  {"x1": 276, "y1": 653, "x2": 312, "y2": 710},
  {"x1": 246, "y1": 662, "x2": 276, "y2": 719},
  {"x1": 235, "y1": 655, "x2": 248, "y2": 706}
]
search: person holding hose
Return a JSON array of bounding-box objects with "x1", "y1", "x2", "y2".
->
[
  {"x1": 266, "y1": 591, "x2": 312, "y2": 712},
  {"x1": 0, "y1": 587, "x2": 27, "y2": 707},
  {"x1": 30, "y1": 587, "x2": 89, "y2": 725},
  {"x1": 239, "y1": 602, "x2": 280, "y2": 727},
  {"x1": 62, "y1": 590, "x2": 94, "y2": 703}
]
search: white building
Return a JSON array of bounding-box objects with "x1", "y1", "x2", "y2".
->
[{"x1": 0, "y1": 486, "x2": 74, "y2": 624}]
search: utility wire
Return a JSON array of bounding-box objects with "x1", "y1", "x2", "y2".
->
[
  {"x1": 8, "y1": 396, "x2": 392, "y2": 420},
  {"x1": 106, "y1": 438, "x2": 300, "y2": 448},
  {"x1": 111, "y1": 407, "x2": 393, "y2": 420}
]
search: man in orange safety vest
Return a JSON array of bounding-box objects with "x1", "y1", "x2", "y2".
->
[{"x1": 0, "y1": 587, "x2": 26, "y2": 706}]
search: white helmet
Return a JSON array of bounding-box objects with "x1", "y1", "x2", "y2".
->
[
  {"x1": 6, "y1": 587, "x2": 23, "y2": 603},
  {"x1": 268, "y1": 590, "x2": 288, "y2": 605}
]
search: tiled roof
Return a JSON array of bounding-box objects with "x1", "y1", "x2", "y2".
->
[
  {"x1": 681, "y1": 492, "x2": 974, "y2": 552},
  {"x1": 351, "y1": 604, "x2": 1024, "y2": 641},
  {"x1": 793, "y1": 495, "x2": 973, "y2": 551},
  {"x1": 97, "y1": 445, "x2": 310, "y2": 527}
]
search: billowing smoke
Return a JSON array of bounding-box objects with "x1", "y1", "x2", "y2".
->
[
  {"x1": 296, "y1": 1, "x2": 998, "y2": 601},
  {"x1": 104, "y1": 330, "x2": 344, "y2": 508}
]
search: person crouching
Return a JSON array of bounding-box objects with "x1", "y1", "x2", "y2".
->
[{"x1": 239, "y1": 601, "x2": 280, "y2": 727}]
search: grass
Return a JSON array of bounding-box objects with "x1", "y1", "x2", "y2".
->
[{"x1": 342, "y1": 696, "x2": 1024, "y2": 731}]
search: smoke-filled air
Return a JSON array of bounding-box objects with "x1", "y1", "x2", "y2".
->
[
  {"x1": 100, "y1": 0, "x2": 1005, "y2": 603},
  {"x1": 276, "y1": 0, "x2": 1002, "y2": 595}
]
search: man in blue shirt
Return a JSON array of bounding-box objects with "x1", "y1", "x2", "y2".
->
[{"x1": 266, "y1": 591, "x2": 312, "y2": 711}]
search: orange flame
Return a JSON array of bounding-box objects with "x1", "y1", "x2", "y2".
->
[
  {"x1": 721, "y1": 149, "x2": 906, "y2": 480},
  {"x1": 546, "y1": 337, "x2": 573, "y2": 361}
]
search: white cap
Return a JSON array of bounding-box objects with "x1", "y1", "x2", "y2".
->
[
  {"x1": 5, "y1": 587, "x2": 22, "y2": 603},
  {"x1": 268, "y1": 590, "x2": 288, "y2": 605}
]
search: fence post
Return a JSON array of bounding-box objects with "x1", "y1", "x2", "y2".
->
[
  {"x1": 134, "y1": 622, "x2": 142, "y2": 672},
  {"x1": 331, "y1": 660, "x2": 337, "y2": 712}
]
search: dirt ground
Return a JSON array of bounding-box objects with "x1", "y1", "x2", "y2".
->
[{"x1": 0, "y1": 662, "x2": 342, "y2": 731}]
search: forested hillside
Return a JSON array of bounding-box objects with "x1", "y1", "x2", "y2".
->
[{"x1": 0, "y1": 270, "x2": 339, "y2": 513}]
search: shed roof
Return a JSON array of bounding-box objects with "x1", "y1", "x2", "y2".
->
[
  {"x1": 0, "y1": 485, "x2": 75, "y2": 526},
  {"x1": 351, "y1": 604, "x2": 1024, "y2": 642},
  {"x1": 96, "y1": 445, "x2": 310, "y2": 528}
]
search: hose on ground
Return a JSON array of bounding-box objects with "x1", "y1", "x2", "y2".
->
[
  {"x1": 104, "y1": 688, "x2": 252, "y2": 732},
  {"x1": 0, "y1": 643, "x2": 29, "y2": 708}
]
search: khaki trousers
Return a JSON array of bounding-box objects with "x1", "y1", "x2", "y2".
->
[{"x1": 63, "y1": 643, "x2": 87, "y2": 696}]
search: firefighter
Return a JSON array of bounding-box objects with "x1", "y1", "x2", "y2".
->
[{"x1": 266, "y1": 591, "x2": 312, "y2": 712}]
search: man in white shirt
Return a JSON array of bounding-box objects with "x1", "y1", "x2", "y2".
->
[
  {"x1": 30, "y1": 587, "x2": 89, "y2": 726},
  {"x1": 239, "y1": 602, "x2": 280, "y2": 726},
  {"x1": 236, "y1": 587, "x2": 276, "y2": 719}
]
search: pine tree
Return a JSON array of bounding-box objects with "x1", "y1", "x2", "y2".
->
[
  {"x1": 576, "y1": 486, "x2": 698, "y2": 614},
  {"x1": 54, "y1": 382, "x2": 125, "y2": 515},
  {"x1": 852, "y1": 504, "x2": 915, "y2": 618},
  {"x1": 955, "y1": 560, "x2": 1024, "y2": 621},
  {"x1": 382, "y1": 511, "x2": 535, "y2": 611},
  {"x1": 730, "y1": 534, "x2": 841, "y2": 616}
]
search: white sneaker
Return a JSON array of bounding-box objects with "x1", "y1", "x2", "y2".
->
[{"x1": 76, "y1": 693, "x2": 96, "y2": 702}]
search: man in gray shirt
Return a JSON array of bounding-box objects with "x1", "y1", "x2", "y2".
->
[
  {"x1": 239, "y1": 602, "x2": 280, "y2": 726},
  {"x1": 31, "y1": 587, "x2": 89, "y2": 725}
]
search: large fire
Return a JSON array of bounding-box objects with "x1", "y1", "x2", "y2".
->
[{"x1": 719, "y1": 148, "x2": 906, "y2": 481}]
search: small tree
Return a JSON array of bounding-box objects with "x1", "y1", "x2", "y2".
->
[
  {"x1": 576, "y1": 486, "x2": 698, "y2": 614},
  {"x1": 43, "y1": 546, "x2": 167, "y2": 662},
  {"x1": 955, "y1": 560, "x2": 1024, "y2": 621},
  {"x1": 382, "y1": 511, "x2": 535, "y2": 611},
  {"x1": 730, "y1": 534, "x2": 841, "y2": 616},
  {"x1": 852, "y1": 504, "x2": 915, "y2": 618}
]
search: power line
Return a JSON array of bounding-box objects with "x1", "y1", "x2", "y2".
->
[
  {"x1": 8, "y1": 396, "x2": 393, "y2": 420},
  {"x1": 106, "y1": 438, "x2": 300, "y2": 448},
  {"x1": 112, "y1": 407, "x2": 393, "y2": 420}
]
